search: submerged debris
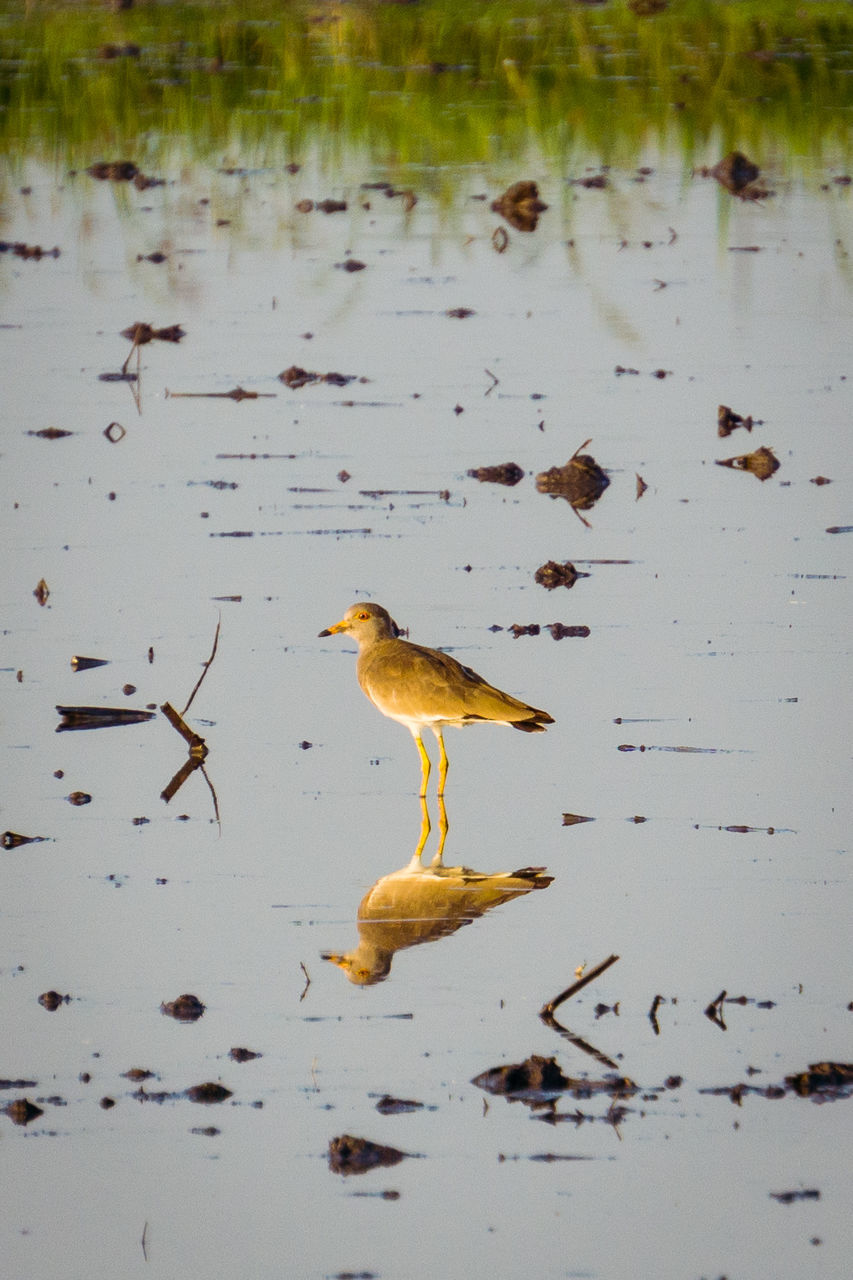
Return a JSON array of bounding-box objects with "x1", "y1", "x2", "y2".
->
[
  {"x1": 121, "y1": 322, "x2": 185, "y2": 346},
  {"x1": 490, "y1": 180, "x2": 548, "y2": 232},
  {"x1": 295, "y1": 197, "x2": 347, "y2": 214},
  {"x1": 628, "y1": 0, "x2": 669, "y2": 15},
  {"x1": 279, "y1": 365, "x2": 359, "y2": 389},
  {"x1": 167, "y1": 386, "x2": 274, "y2": 401},
  {"x1": 230, "y1": 1047, "x2": 262, "y2": 1063},
  {"x1": 374, "y1": 1095, "x2": 427, "y2": 1115},
  {"x1": 185, "y1": 1082, "x2": 232, "y2": 1104},
  {"x1": 770, "y1": 1189, "x2": 820, "y2": 1204},
  {"x1": 1, "y1": 241, "x2": 60, "y2": 260},
  {"x1": 546, "y1": 623, "x2": 590, "y2": 639},
  {"x1": 33, "y1": 577, "x2": 50, "y2": 606},
  {"x1": 467, "y1": 462, "x2": 524, "y2": 486},
  {"x1": 536, "y1": 440, "x2": 610, "y2": 515},
  {"x1": 474, "y1": 1055, "x2": 570, "y2": 1097},
  {"x1": 716, "y1": 445, "x2": 780, "y2": 480},
  {"x1": 570, "y1": 172, "x2": 609, "y2": 190},
  {"x1": 534, "y1": 560, "x2": 587, "y2": 590},
  {"x1": 87, "y1": 160, "x2": 139, "y2": 182},
  {"x1": 160, "y1": 993, "x2": 205, "y2": 1022},
  {"x1": 785, "y1": 1062, "x2": 853, "y2": 1098},
  {"x1": 328, "y1": 1134, "x2": 407, "y2": 1176},
  {"x1": 473, "y1": 1055, "x2": 636, "y2": 1102},
  {"x1": 706, "y1": 151, "x2": 771, "y2": 200},
  {"x1": 28, "y1": 426, "x2": 71, "y2": 438}
]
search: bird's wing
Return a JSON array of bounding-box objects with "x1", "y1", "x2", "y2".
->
[{"x1": 358, "y1": 640, "x2": 539, "y2": 723}]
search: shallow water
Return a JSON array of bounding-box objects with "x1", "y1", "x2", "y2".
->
[{"x1": 2, "y1": 145, "x2": 852, "y2": 1279}]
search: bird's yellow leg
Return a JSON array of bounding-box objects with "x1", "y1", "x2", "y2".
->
[
  {"x1": 412, "y1": 730, "x2": 431, "y2": 797},
  {"x1": 428, "y1": 791, "x2": 449, "y2": 867},
  {"x1": 413, "y1": 794, "x2": 431, "y2": 861},
  {"x1": 435, "y1": 728, "x2": 449, "y2": 797}
]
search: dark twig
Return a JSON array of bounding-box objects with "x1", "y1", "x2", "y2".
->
[
  {"x1": 704, "y1": 989, "x2": 728, "y2": 1030},
  {"x1": 160, "y1": 701, "x2": 208, "y2": 755},
  {"x1": 648, "y1": 994, "x2": 664, "y2": 1035},
  {"x1": 166, "y1": 387, "x2": 276, "y2": 401},
  {"x1": 159, "y1": 618, "x2": 220, "y2": 807},
  {"x1": 198, "y1": 763, "x2": 221, "y2": 829},
  {"x1": 539, "y1": 954, "x2": 620, "y2": 1019},
  {"x1": 160, "y1": 753, "x2": 204, "y2": 803},
  {"x1": 537, "y1": 1015, "x2": 622, "y2": 1071},
  {"x1": 299, "y1": 962, "x2": 311, "y2": 1002},
  {"x1": 182, "y1": 615, "x2": 221, "y2": 716}
]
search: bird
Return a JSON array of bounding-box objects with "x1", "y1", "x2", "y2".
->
[{"x1": 318, "y1": 602, "x2": 554, "y2": 796}]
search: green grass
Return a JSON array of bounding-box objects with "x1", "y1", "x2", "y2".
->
[{"x1": 0, "y1": 0, "x2": 851, "y2": 177}]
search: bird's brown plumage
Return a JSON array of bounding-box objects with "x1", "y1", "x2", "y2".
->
[{"x1": 319, "y1": 602, "x2": 553, "y2": 794}]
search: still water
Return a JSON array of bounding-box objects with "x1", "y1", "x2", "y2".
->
[{"x1": 2, "y1": 137, "x2": 851, "y2": 1279}]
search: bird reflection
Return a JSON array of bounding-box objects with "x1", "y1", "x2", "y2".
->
[{"x1": 322, "y1": 797, "x2": 553, "y2": 986}]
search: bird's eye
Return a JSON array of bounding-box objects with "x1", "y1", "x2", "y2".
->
[{"x1": 357, "y1": 611, "x2": 369, "y2": 620}]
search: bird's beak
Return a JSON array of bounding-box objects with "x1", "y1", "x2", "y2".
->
[{"x1": 318, "y1": 618, "x2": 348, "y2": 638}]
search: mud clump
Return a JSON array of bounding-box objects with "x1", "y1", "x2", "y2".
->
[
  {"x1": 38, "y1": 990, "x2": 70, "y2": 1011},
  {"x1": 716, "y1": 445, "x2": 780, "y2": 480},
  {"x1": 295, "y1": 197, "x2": 347, "y2": 214},
  {"x1": 710, "y1": 151, "x2": 759, "y2": 193},
  {"x1": 328, "y1": 1134, "x2": 407, "y2": 1175},
  {"x1": 2, "y1": 830, "x2": 47, "y2": 849},
  {"x1": 546, "y1": 623, "x2": 590, "y2": 640},
  {"x1": 467, "y1": 462, "x2": 524, "y2": 486},
  {"x1": 785, "y1": 1062, "x2": 853, "y2": 1098},
  {"x1": 121, "y1": 322, "x2": 185, "y2": 346},
  {"x1": 706, "y1": 151, "x2": 772, "y2": 200},
  {"x1": 718, "y1": 404, "x2": 760, "y2": 437},
  {"x1": 491, "y1": 180, "x2": 548, "y2": 232},
  {"x1": 185, "y1": 1082, "x2": 233, "y2": 1104},
  {"x1": 4, "y1": 1098, "x2": 43, "y2": 1126},
  {"x1": 474, "y1": 1055, "x2": 570, "y2": 1096},
  {"x1": 279, "y1": 365, "x2": 359, "y2": 389},
  {"x1": 374, "y1": 1095, "x2": 426, "y2": 1115},
  {"x1": 160, "y1": 993, "x2": 205, "y2": 1022},
  {"x1": 536, "y1": 442, "x2": 610, "y2": 512},
  {"x1": 230, "y1": 1047, "x2": 262, "y2": 1063},
  {"x1": 534, "y1": 560, "x2": 586, "y2": 590},
  {"x1": 87, "y1": 160, "x2": 139, "y2": 182},
  {"x1": 474, "y1": 1055, "x2": 637, "y2": 1103},
  {"x1": 0, "y1": 241, "x2": 60, "y2": 260}
]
